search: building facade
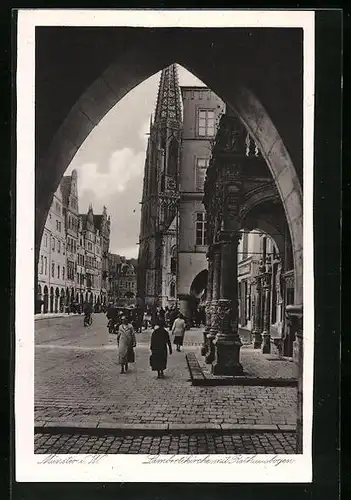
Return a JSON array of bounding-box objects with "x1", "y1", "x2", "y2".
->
[
  {"x1": 108, "y1": 253, "x2": 123, "y2": 301},
  {"x1": 79, "y1": 205, "x2": 103, "y2": 306},
  {"x1": 37, "y1": 183, "x2": 67, "y2": 313},
  {"x1": 61, "y1": 169, "x2": 80, "y2": 307},
  {"x1": 108, "y1": 254, "x2": 137, "y2": 306},
  {"x1": 94, "y1": 206, "x2": 111, "y2": 306},
  {"x1": 118, "y1": 260, "x2": 137, "y2": 305},
  {"x1": 177, "y1": 86, "x2": 225, "y2": 320}
]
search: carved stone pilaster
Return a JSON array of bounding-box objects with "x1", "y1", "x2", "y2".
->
[
  {"x1": 201, "y1": 253, "x2": 213, "y2": 356},
  {"x1": 212, "y1": 299, "x2": 243, "y2": 376},
  {"x1": 205, "y1": 299, "x2": 219, "y2": 364},
  {"x1": 262, "y1": 263, "x2": 272, "y2": 354},
  {"x1": 252, "y1": 276, "x2": 263, "y2": 349},
  {"x1": 201, "y1": 302, "x2": 211, "y2": 356}
]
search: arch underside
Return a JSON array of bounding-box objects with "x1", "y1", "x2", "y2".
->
[
  {"x1": 36, "y1": 30, "x2": 303, "y2": 303},
  {"x1": 190, "y1": 269, "x2": 208, "y2": 299}
]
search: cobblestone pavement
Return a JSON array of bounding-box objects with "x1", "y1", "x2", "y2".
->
[
  {"x1": 35, "y1": 315, "x2": 297, "y2": 427},
  {"x1": 35, "y1": 431, "x2": 296, "y2": 454}
]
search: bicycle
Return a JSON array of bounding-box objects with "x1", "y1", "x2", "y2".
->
[{"x1": 84, "y1": 313, "x2": 93, "y2": 327}]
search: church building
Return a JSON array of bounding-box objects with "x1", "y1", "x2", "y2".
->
[{"x1": 137, "y1": 64, "x2": 182, "y2": 309}]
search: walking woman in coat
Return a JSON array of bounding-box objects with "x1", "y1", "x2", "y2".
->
[
  {"x1": 150, "y1": 318, "x2": 172, "y2": 378},
  {"x1": 171, "y1": 312, "x2": 186, "y2": 352},
  {"x1": 117, "y1": 315, "x2": 136, "y2": 374}
]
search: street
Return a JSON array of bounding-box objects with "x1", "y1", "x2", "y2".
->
[{"x1": 35, "y1": 313, "x2": 297, "y2": 454}]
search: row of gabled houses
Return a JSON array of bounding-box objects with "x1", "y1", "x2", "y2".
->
[{"x1": 36, "y1": 169, "x2": 111, "y2": 314}]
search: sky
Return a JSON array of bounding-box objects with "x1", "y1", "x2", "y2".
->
[{"x1": 65, "y1": 65, "x2": 205, "y2": 259}]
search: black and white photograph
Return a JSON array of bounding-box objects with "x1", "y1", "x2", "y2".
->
[{"x1": 15, "y1": 10, "x2": 315, "y2": 483}]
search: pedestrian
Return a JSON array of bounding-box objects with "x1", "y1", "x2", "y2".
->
[
  {"x1": 150, "y1": 318, "x2": 172, "y2": 378},
  {"x1": 171, "y1": 312, "x2": 186, "y2": 352},
  {"x1": 116, "y1": 315, "x2": 136, "y2": 374}
]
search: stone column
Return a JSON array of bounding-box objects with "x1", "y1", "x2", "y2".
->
[
  {"x1": 178, "y1": 294, "x2": 191, "y2": 325},
  {"x1": 262, "y1": 265, "x2": 272, "y2": 354},
  {"x1": 252, "y1": 276, "x2": 263, "y2": 348},
  {"x1": 201, "y1": 252, "x2": 213, "y2": 356},
  {"x1": 286, "y1": 304, "x2": 303, "y2": 454},
  {"x1": 205, "y1": 245, "x2": 221, "y2": 364},
  {"x1": 212, "y1": 234, "x2": 243, "y2": 375}
]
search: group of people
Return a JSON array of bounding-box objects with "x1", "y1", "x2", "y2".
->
[{"x1": 115, "y1": 311, "x2": 187, "y2": 378}]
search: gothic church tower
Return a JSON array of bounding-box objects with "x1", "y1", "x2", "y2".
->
[{"x1": 137, "y1": 64, "x2": 182, "y2": 309}]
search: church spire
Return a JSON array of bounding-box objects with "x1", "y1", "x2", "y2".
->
[{"x1": 154, "y1": 64, "x2": 182, "y2": 124}]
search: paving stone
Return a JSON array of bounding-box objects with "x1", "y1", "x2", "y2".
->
[
  {"x1": 35, "y1": 431, "x2": 296, "y2": 454},
  {"x1": 35, "y1": 317, "x2": 297, "y2": 431}
]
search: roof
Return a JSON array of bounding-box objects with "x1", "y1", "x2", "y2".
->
[
  {"x1": 93, "y1": 215, "x2": 103, "y2": 230},
  {"x1": 108, "y1": 253, "x2": 123, "y2": 265}
]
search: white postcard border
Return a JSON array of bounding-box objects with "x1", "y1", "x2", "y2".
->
[{"x1": 15, "y1": 9, "x2": 315, "y2": 483}]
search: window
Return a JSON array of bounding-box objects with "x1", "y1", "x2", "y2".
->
[
  {"x1": 67, "y1": 261, "x2": 75, "y2": 281},
  {"x1": 195, "y1": 213, "x2": 207, "y2": 246},
  {"x1": 52, "y1": 237, "x2": 55, "y2": 251},
  {"x1": 58, "y1": 240, "x2": 61, "y2": 253},
  {"x1": 44, "y1": 257, "x2": 47, "y2": 275},
  {"x1": 196, "y1": 158, "x2": 209, "y2": 191},
  {"x1": 198, "y1": 109, "x2": 215, "y2": 137},
  {"x1": 44, "y1": 233, "x2": 48, "y2": 247},
  {"x1": 170, "y1": 282, "x2": 176, "y2": 298},
  {"x1": 57, "y1": 264, "x2": 60, "y2": 279},
  {"x1": 63, "y1": 243, "x2": 65, "y2": 255},
  {"x1": 62, "y1": 266, "x2": 65, "y2": 280},
  {"x1": 40, "y1": 255, "x2": 43, "y2": 274},
  {"x1": 51, "y1": 262, "x2": 55, "y2": 278}
]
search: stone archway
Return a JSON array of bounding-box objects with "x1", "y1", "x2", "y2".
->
[
  {"x1": 49, "y1": 287, "x2": 54, "y2": 313},
  {"x1": 36, "y1": 47, "x2": 302, "y2": 306},
  {"x1": 60, "y1": 288, "x2": 65, "y2": 313},
  {"x1": 190, "y1": 269, "x2": 208, "y2": 301},
  {"x1": 55, "y1": 287, "x2": 60, "y2": 313},
  {"x1": 43, "y1": 285, "x2": 48, "y2": 314}
]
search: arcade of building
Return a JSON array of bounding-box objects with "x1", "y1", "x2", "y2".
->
[{"x1": 137, "y1": 66, "x2": 299, "y2": 372}]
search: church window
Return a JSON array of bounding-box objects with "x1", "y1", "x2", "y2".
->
[
  {"x1": 44, "y1": 257, "x2": 47, "y2": 275},
  {"x1": 168, "y1": 138, "x2": 179, "y2": 180},
  {"x1": 57, "y1": 264, "x2": 60, "y2": 279},
  {"x1": 198, "y1": 109, "x2": 215, "y2": 137},
  {"x1": 195, "y1": 213, "x2": 207, "y2": 246},
  {"x1": 196, "y1": 158, "x2": 209, "y2": 191},
  {"x1": 40, "y1": 255, "x2": 43, "y2": 274}
]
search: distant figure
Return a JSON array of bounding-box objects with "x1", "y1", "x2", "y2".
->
[
  {"x1": 150, "y1": 318, "x2": 172, "y2": 378},
  {"x1": 171, "y1": 312, "x2": 186, "y2": 352},
  {"x1": 150, "y1": 306, "x2": 157, "y2": 328},
  {"x1": 117, "y1": 315, "x2": 136, "y2": 374}
]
